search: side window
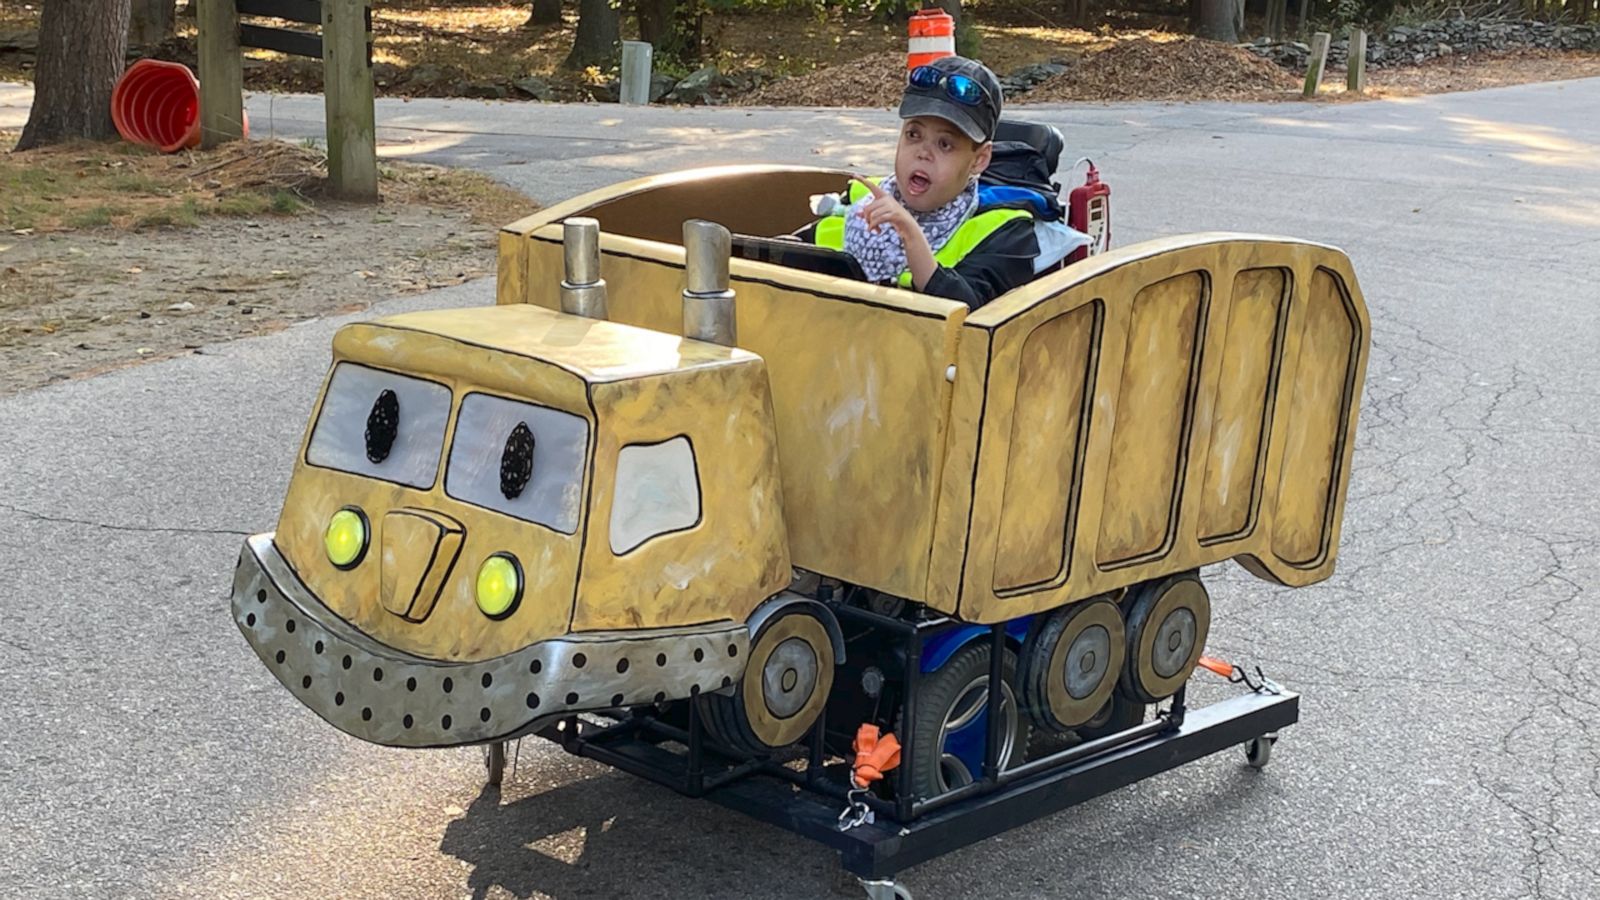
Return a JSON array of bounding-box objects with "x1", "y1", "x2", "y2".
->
[
  {"x1": 305, "y1": 363, "x2": 452, "y2": 489},
  {"x1": 445, "y1": 393, "x2": 589, "y2": 534},
  {"x1": 610, "y1": 437, "x2": 701, "y2": 555}
]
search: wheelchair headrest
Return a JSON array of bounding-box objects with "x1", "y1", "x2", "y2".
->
[{"x1": 992, "y1": 119, "x2": 1065, "y2": 174}]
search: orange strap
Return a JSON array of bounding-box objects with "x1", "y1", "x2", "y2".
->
[
  {"x1": 1197, "y1": 655, "x2": 1235, "y2": 678},
  {"x1": 850, "y1": 724, "x2": 902, "y2": 789}
]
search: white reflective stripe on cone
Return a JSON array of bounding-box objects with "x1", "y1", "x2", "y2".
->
[{"x1": 907, "y1": 37, "x2": 955, "y2": 54}]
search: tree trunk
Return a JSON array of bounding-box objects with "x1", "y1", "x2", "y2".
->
[
  {"x1": 1195, "y1": 0, "x2": 1240, "y2": 41},
  {"x1": 637, "y1": 0, "x2": 701, "y2": 64},
  {"x1": 17, "y1": 0, "x2": 131, "y2": 150},
  {"x1": 563, "y1": 0, "x2": 619, "y2": 70},
  {"x1": 526, "y1": 0, "x2": 562, "y2": 28},
  {"x1": 129, "y1": 0, "x2": 176, "y2": 49},
  {"x1": 1063, "y1": 0, "x2": 1091, "y2": 26}
]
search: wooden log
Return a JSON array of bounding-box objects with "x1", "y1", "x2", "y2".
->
[
  {"x1": 1302, "y1": 31, "x2": 1330, "y2": 99},
  {"x1": 1347, "y1": 29, "x2": 1367, "y2": 93},
  {"x1": 322, "y1": 0, "x2": 378, "y2": 200},
  {"x1": 196, "y1": 0, "x2": 245, "y2": 148}
]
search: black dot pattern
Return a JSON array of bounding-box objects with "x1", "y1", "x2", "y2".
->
[
  {"x1": 364, "y1": 389, "x2": 400, "y2": 464},
  {"x1": 499, "y1": 422, "x2": 536, "y2": 500}
]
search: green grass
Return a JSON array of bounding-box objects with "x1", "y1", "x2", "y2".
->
[
  {"x1": 135, "y1": 198, "x2": 202, "y2": 229},
  {"x1": 66, "y1": 205, "x2": 124, "y2": 228}
]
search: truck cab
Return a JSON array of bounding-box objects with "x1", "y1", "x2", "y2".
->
[{"x1": 234, "y1": 302, "x2": 790, "y2": 748}]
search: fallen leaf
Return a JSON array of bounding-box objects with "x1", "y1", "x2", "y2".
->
[{"x1": 127, "y1": 266, "x2": 144, "y2": 274}]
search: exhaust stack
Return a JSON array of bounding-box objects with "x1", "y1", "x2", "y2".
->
[
  {"x1": 559, "y1": 217, "x2": 609, "y2": 320},
  {"x1": 681, "y1": 219, "x2": 736, "y2": 347}
]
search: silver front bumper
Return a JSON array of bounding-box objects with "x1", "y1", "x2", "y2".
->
[{"x1": 230, "y1": 533, "x2": 749, "y2": 748}]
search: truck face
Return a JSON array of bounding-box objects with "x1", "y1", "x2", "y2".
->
[{"x1": 230, "y1": 308, "x2": 763, "y2": 748}]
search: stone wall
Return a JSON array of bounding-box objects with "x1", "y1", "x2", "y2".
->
[{"x1": 1248, "y1": 18, "x2": 1600, "y2": 70}]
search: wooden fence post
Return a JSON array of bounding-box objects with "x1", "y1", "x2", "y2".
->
[
  {"x1": 1303, "y1": 31, "x2": 1331, "y2": 99},
  {"x1": 1348, "y1": 29, "x2": 1367, "y2": 93},
  {"x1": 323, "y1": 0, "x2": 378, "y2": 200},
  {"x1": 196, "y1": 0, "x2": 245, "y2": 148}
]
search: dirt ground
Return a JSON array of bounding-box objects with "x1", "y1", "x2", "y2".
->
[
  {"x1": 4, "y1": 2, "x2": 1597, "y2": 106},
  {"x1": 0, "y1": 135, "x2": 534, "y2": 397}
]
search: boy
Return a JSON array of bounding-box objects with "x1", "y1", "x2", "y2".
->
[{"x1": 800, "y1": 56, "x2": 1040, "y2": 310}]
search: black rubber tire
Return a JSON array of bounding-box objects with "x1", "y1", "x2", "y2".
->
[
  {"x1": 1075, "y1": 693, "x2": 1147, "y2": 741},
  {"x1": 1119, "y1": 572, "x2": 1211, "y2": 704},
  {"x1": 698, "y1": 609, "x2": 834, "y2": 757},
  {"x1": 902, "y1": 642, "x2": 1029, "y2": 801}
]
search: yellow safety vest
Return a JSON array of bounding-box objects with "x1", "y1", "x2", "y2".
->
[{"x1": 813, "y1": 178, "x2": 1031, "y2": 289}]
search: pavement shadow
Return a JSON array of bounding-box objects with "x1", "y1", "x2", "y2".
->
[
  {"x1": 439, "y1": 766, "x2": 849, "y2": 900},
  {"x1": 440, "y1": 746, "x2": 1282, "y2": 900}
]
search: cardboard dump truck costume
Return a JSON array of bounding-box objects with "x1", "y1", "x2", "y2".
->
[{"x1": 231, "y1": 161, "x2": 1368, "y2": 884}]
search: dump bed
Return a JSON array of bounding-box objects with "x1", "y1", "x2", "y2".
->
[{"x1": 497, "y1": 167, "x2": 1369, "y2": 621}]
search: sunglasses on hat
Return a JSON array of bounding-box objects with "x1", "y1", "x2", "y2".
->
[{"x1": 907, "y1": 65, "x2": 993, "y2": 108}]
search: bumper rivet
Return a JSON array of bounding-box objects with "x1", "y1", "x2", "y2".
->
[
  {"x1": 443, "y1": 677, "x2": 454, "y2": 693},
  {"x1": 479, "y1": 707, "x2": 492, "y2": 722},
  {"x1": 526, "y1": 693, "x2": 540, "y2": 709},
  {"x1": 406, "y1": 677, "x2": 417, "y2": 692},
  {"x1": 530, "y1": 659, "x2": 542, "y2": 674},
  {"x1": 442, "y1": 715, "x2": 452, "y2": 730},
  {"x1": 573, "y1": 653, "x2": 587, "y2": 668},
  {"x1": 565, "y1": 692, "x2": 579, "y2": 705},
  {"x1": 403, "y1": 714, "x2": 414, "y2": 728},
  {"x1": 481, "y1": 672, "x2": 493, "y2": 689},
  {"x1": 342, "y1": 655, "x2": 352, "y2": 670},
  {"x1": 334, "y1": 692, "x2": 345, "y2": 706},
  {"x1": 275, "y1": 650, "x2": 285, "y2": 664},
  {"x1": 373, "y1": 667, "x2": 384, "y2": 682}
]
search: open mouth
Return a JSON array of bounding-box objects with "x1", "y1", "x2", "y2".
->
[{"x1": 905, "y1": 171, "x2": 932, "y2": 195}]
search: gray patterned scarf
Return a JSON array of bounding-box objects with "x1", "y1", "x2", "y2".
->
[{"x1": 843, "y1": 175, "x2": 979, "y2": 284}]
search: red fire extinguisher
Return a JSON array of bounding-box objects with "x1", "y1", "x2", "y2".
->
[{"x1": 1067, "y1": 160, "x2": 1111, "y2": 264}]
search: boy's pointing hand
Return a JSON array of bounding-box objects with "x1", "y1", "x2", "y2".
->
[{"x1": 849, "y1": 176, "x2": 917, "y2": 240}]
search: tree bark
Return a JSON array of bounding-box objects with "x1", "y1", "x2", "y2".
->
[
  {"x1": 526, "y1": 0, "x2": 562, "y2": 28},
  {"x1": 17, "y1": 0, "x2": 131, "y2": 150},
  {"x1": 563, "y1": 0, "x2": 619, "y2": 69},
  {"x1": 1195, "y1": 0, "x2": 1240, "y2": 42},
  {"x1": 1063, "y1": 0, "x2": 1092, "y2": 26},
  {"x1": 637, "y1": 0, "x2": 701, "y2": 64},
  {"x1": 129, "y1": 0, "x2": 176, "y2": 49}
]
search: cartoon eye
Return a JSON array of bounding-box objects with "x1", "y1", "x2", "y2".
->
[
  {"x1": 364, "y1": 389, "x2": 399, "y2": 464},
  {"x1": 499, "y1": 421, "x2": 535, "y2": 499}
]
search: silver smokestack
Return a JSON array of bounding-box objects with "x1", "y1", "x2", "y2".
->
[
  {"x1": 681, "y1": 219, "x2": 736, "y2": 346},
  {"x1": 559, "y1": 217, "x2": 609, "y2": 320}
]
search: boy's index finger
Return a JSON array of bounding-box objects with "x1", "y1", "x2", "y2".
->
[{"x1": 848, "y1": 175, "x2": 885, "y2": 199}]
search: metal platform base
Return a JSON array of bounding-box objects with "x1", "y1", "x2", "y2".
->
[{"x1": 534, "y1": 685, "x2": 1298, "y2": 882}]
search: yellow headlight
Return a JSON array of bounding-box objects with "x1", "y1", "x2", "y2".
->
[
  {"x1": 476, "y1": 554, "x2": 522, "y2": 619},
  {"x1": 324, "y1": 507, "x2": 368, "y2": 569}
]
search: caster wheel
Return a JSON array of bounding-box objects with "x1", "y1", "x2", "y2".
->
[
  {"x1": 1245, "y1": 734, "x2": 1276, "y2": 769},
  {"x1": 699, "y1": 608, "x2": 835, "y2": 755},
  {"x1": 902, "y1": 642, "x2": 1029, "y2": 799},
  {"x1": 859, "y1": 878, "x2": 914, "y2": 900},
  {"x1": 484, "y1": 740, "x2": 507, "y2": 786}
]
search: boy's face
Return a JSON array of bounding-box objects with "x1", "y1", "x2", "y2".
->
[{"x1": 894, "y1": 116, "x2": 992, "y2": 213}]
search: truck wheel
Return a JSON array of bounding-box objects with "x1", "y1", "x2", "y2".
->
[
  {"x1": 904, "y1": 643, "x2": 1027, "y2": 799},
  {"x1": 1018, "y1": 597, "x2": 1126, "y2": 732},
  {"x1": 700, "y1": 609, "x2": 835, "y2": 755},
  {"x1": 1119, "y1": 572, "x2": 1210, "y2": 704},
  {"x1": 1074, "y1": 693, "x2": 1147, "y2": 741}
]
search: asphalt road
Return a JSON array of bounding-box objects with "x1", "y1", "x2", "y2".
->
[{"x1": 3, "y1": 79, "x2": 1600, "y2": 899}]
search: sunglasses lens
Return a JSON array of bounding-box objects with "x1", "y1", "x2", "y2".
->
[
  {"x1": 909, "y1": 66, "x2": 943, "y2": 89},
  {"x1": 946, "y1": 75, "x2": 984, "y2": 106}
]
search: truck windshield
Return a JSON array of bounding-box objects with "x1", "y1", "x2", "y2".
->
[
  {"x1": 305, "y1": 363, "x2": 452, "y2": 489},
  {"x1": 443, "y1": 392, "x2": 589, "y2": 535}
]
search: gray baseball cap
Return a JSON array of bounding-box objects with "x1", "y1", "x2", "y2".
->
[{"x1": 898, "y1": 55, "x2": 1004, "y2": 144}]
